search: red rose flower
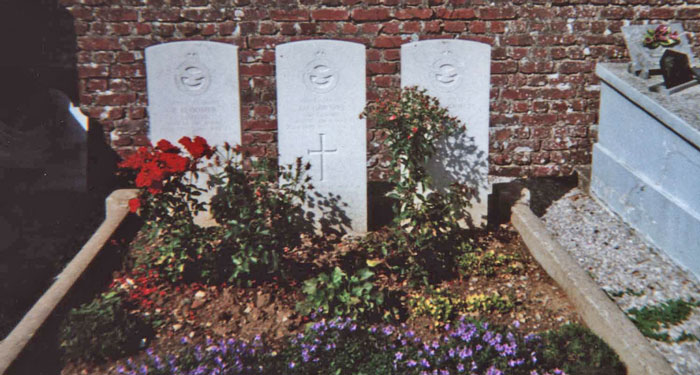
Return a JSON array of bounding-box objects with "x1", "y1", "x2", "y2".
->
[
  {"x1": 119, "y1": 147, "x2": 153, "y2": 170},
  {"x1": 156, "y1": 139, "x2": 180, "y2": 154},
  {"x1": 128, "y1": 198, "x2": 141, "y2": 213},
  {"x1": 158, "y1": 152, "x2": 189, "y2": 174},
  {"x1": 135, "y1": 161, "x2": 165, "y2": 188},
  {"x1": 179, "y1": 136, "x2": 213, "y2": 159}
]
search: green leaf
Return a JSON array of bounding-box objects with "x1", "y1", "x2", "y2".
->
[
  {"x1": 331, "y1": 267, "x2": 345, "y2": 285},
  {"x1": 356, "y1": 268, "x2": 374, "y2": 281},
  {"x1": 338, "y1": 291, "x2": 350, "y2": 304}
]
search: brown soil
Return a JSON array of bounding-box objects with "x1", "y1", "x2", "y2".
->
[{"x1": 61, "y1": 223, "x2": 581, "y2": 375}]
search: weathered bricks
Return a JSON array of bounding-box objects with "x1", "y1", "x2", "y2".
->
[{"x1": 60, "y1": 1, "x2": 700, "y2": 178}]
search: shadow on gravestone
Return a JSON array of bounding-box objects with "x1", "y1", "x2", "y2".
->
[
  {"x1": 426, "y1": 131, "x2": 489, "y2": 227},
  {"x1": 276, "y1": 40, "x2": 367, "y2": 234},
  {"x1": 401, "y1": 40, "x2": 491, "y2": 228},
  {"x1": 307, "y1": 191, "x2": 353, "y2": 237}
]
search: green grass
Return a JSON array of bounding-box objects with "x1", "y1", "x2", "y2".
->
[{"x1": 626, "y1": 299, "x2": 700, "y2": 342}]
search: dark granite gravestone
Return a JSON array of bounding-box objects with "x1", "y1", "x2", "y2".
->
[{"x1": 660, "y1": 50, "x2": 695, "y2": 89}]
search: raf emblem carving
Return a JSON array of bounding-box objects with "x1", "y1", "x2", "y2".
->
[
  {"x1": 430, "y1": 50, "x2": 461, "y2": 92},
  {"x1": 175, "y1": 52, "x2": 211, "y2": 95},
  {"x1": 303, "y1": 50, "x2": 338, "y2": 93}
]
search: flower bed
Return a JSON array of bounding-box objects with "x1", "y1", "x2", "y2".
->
[{"x1": 59, "y1": 89, "x2": 625, "y2": 375}]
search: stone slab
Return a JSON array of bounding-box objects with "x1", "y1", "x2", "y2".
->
[
  {"x1": 276, "y1": 40, "x2": 367, "y2": 234},
  {"x1": 622, "y1": 24, "x2": 696, "y2": 78},
  {"x1": 145, "y1": 41, "x2": 241, "y2": 148},
  {"x1": 401, "y1": 39, "x2": 491, "y2": 227},
  {"x1": 596, "y1": 80, "x2": 700, "y2": 212}
]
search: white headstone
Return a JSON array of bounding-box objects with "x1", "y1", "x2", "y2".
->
[
  {"x1": 401, "y1": 39, "x2": 491, "y2": 227},
  {"x1": 276, "y1": 40, "x2": 367, "y2": 234},
  {"x1": 146, "y1": 41, "x2": 242, "y2": 226},
  {"x1": 145, "y1": 41, "x2": 241, "y2": 148}
]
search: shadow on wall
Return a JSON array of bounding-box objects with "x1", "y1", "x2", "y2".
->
[
  {"x1": 0, "y1": 0, "x2": 121, "y2": 195},
  {"x1": 0, "y1": 2, "x2": 123, "y2": 374},
  {"x1": 488, "y1": 175, "x2": 579, "y2": 227}
]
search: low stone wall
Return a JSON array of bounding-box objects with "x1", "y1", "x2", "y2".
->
[{"x1": 511, "y1": 188, "x2": 674, "y2": 375}]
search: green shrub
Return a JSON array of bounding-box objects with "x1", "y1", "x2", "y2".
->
[
  {"x1": 362, "y1": 87, "x2": 473, "y2": 284},
  {"x1": 540, "y1": 323, "x2": 626, "y2": 375},
  {"x1": 124, "y1": 141, "x2": 315, "y2": 285},
  {"x1": 60, "y1": 291, "x2": 152, "y2": 362},
  {"x1": 296, "y1": 267, "x2": 396, "y2": 321},
  {"x1": 208, "y1": 152, "x2": 314, "y2": 283}
]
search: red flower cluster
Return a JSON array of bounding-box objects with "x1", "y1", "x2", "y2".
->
[
  {"x1": 119, "y1": 137, "x2": 214, "y2": 198},
  {"x1": 110, "y1": 268, "x2": 165, "y2": 310},
  {"x1": 179, "y1": 136, "x2": 214, "y2": 159},
  {"x1": 128, "y1": 198, "x2": 141, "y2": 213}
]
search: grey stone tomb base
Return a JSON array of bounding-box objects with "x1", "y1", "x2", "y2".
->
[{"x1": 592, "y1": 63, "x2": 700, "y2": 280}]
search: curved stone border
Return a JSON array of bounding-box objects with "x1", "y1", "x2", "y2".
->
[
  {"x1": 511, "y1": 189, "x2": 674, "y2": 375},
  {"x1": 0, "y1": 189, "x2": 138, "y2": 375}
]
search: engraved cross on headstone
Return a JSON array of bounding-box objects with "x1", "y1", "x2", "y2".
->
[{"x1": 307, "y1": 133, "x2": 337, "y2": 181}]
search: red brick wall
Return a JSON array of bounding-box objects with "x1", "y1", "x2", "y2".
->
[{"x1": 59, "y1": 0, "x2": 700, "y2": 180}]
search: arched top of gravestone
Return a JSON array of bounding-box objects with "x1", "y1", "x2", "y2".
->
[
  {"x1": 276, "y1": 40, "x2": 365, "y2": 97},
  {"x1": 146, "y1": 41, "x2": 239, "y2": 98},
  {"x1": 401, "y1": 39, "x2": 491, "y2": 92}
]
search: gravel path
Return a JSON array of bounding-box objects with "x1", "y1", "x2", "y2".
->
[{"x1": 541, "y1": 188, "x2": 700, "y2": 375}]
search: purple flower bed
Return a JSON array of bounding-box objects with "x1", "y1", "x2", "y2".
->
[{"x1": 117, "y1": 317, "x2": 570, "y2": 375}]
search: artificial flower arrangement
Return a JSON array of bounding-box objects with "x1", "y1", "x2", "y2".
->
[{"x1": 643, "y1": 24, "x2": 681, "y2": 49}]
